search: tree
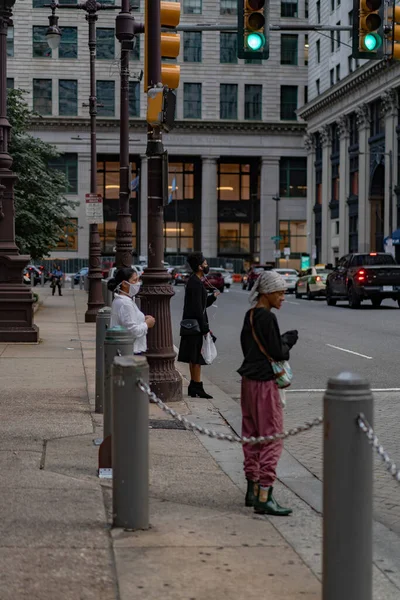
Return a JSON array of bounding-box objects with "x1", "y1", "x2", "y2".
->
[{"x1": 6, "y1": 89, "x2": 78, "y2": 260}]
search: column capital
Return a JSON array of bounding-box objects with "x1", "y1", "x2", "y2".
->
[
  {"x1": 381, "y1": 88, "x2": 398, "y2": 117},
  {"x1": 320, "y1": 124, "x2": 331, "y2": 148},
  {"x1": 337, "y1": 115, "x2": 350, "y2": 139},
  {"x1": 201, "y1": 156, "x2": 218, "y2": 164},
  {"x1": 304, "y1": 132, "x2": 315, "y2": 152},
  {"x1": 140, "y1": 154, "x2": 148, "y2": 161},
  {"x1": 355, "y1": 103, "x2": 371, "y2": 129},
  {"x1": 260, "y1": 156, "x2": 280, "y2": 165}
]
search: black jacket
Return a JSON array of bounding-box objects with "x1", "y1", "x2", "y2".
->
[{"x1": 182, "y1": 274, "x2": 216, "y2": 335}]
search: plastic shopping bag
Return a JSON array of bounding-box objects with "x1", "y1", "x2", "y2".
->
[{"x1": 201, "y1": 333, "x2": 217, "y2": 365}]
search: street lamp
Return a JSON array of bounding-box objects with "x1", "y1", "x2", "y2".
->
[
  {"x1": 46, "y1": 0, "x2": 118, "y2": 323},
  {"x1": 0, "y1": 0, "x2": 39, "y2": 342}
]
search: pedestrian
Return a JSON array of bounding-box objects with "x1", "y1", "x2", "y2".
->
[
  {"x1": 238, "y1": 270, "x2": 298, "y2": 516},
  {"x1": 108, "y1": 267, "x2": 155, "y2": 355},
  {"x1": 178, "y1": 252, "x2": 219, "y2": 399},
  {"x1": 50, "y1": 265, "x2": 64, "y2": 296}
]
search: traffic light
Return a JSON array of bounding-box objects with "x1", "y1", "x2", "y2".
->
[
  {"x1": 352, "y1": 0, "x2": 384, "y2": 59},
  {"x1": 144, "y1": 1, "x2": 181, "y2": 91},
  {"x1": 385, "y1": 0, "x2": 400, "y2": 60},
  {"x1": 237, "y1": 0, "x2": 270, "y2": 60}
]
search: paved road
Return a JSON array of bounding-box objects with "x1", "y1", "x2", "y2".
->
[{"x1": 171, "y1": 283, "x2": 400, "y2": 395}]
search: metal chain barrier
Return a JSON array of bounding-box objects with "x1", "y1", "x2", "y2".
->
[
  {"x1": 137, "y1": 379, "x2": 323, "y2": 445},
  {"x1": 358, "y1": 413, "x2": 400, "y2": 484}
]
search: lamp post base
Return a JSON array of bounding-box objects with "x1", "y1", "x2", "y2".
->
[{"x1": 0, "y1": 280, "x2": 39, "y2": 344}]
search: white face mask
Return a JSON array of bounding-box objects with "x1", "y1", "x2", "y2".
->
[{"x1": 128, "y1": 282, "x2": 141, "y2": 298}]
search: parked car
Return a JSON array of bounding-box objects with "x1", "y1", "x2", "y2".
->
[
  {"x1": 172, "y1": 266, "x2": 190, "y2": 285},
  {"x1": 295, "y1": 266, "x2": 332, "y2": 299},
  {"x1": 23, "y1": 265, "x2": 42, "y2": 286},
  {"x1": 74, "y1": 267, "x2": 89, "y2": 285},
  {"x1": 208, "y1": 267, "x2": 233, "y2": 289},
  {"x1": 273, "y1": 268, "x2": 299, "y2": 294},
  {"x1": 325, "y1": 252, "x2": 400, "y2": 308},
  {"x1": 242, "y1": 265, "x2": 274, "y2": 291},
  {"x1": 204, "y1": 271, "x2": 225, "y2": 293}
]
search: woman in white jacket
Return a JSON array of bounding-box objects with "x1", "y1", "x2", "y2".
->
[{"x1": 109, "y1": 267, "x2": 155, "y2": 354}]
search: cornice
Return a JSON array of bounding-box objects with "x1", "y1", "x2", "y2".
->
[
  {"x1": 298, "y1": 59, "x2": 395, "y2": 121},
  {"x1": 28, "y1": 117, "x2": 306, "y2": 135}
]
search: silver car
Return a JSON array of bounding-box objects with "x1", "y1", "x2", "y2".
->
[{"x1": 272, "y1": 268, "x2": 299, "y2": 294}]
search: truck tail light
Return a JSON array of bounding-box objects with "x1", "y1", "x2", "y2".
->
[{"x1": 356, "y1": 270, "x2": 365, "y2": 282}]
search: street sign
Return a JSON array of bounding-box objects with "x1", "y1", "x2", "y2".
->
[
  {"x1": 85, "y1": 193, "x2": 103, "y2": 224},
  {"x1": 284, "y1": 247, "x2": 290, "y2": 257},
  {"x1": 271, "y1": 235, "x2": 282, "y2": 242},
  {"x1": 274, "y1": 250, "x2": 281, "y2": 259},
  {"x1": 301, "y1": 256, "x2": 311, "y2": 270}
]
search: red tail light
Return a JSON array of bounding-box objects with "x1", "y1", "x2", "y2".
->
[
  {"x1": 369, "y1": 253, "x2": 377, "y2": 256},
  {"x1": 316, "y1": 276, "x2": 321, "y2": 282},
  {"x1": 356, "y1": 270, "x2": 365, "y2": 282}
]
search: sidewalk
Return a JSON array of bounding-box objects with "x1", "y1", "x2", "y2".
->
[{"x1": 0, "y1": 286, "x2": 323, "y2": 599}]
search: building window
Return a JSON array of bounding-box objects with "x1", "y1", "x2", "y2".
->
[
  {"x1": 349, "y1": 113, "x2": 358, "y2": 146},
  {"x1": 219, "y1": 223, "x2": 250, "y2": 254},
  {"x1": 332, "y1": 164, "x2": 340, "y2": 202},
  {"x1": 96, "y1": 28, "x2": 115, "y2": 59},
  {"x1": 184, "y1": 31, "x2": 202, "y2": 62},
  {"x1": 370, "y1": 100, "x2": 384, "y2": 136},
  {"x1": 336, "y1": 64, "x2": 341, "y2": 82},
  {"x1": 245, "y1": 84, "x2": 262, "y2": 120},
  {"x1": 220, "y1": 84, "x2": 238, "y2": 119},
  {"x1": 6, "y1": 26, "x2": 13, "y2": 57},
  {"x1": 128, "y1": 81, "x2": 140, "y2": 117},
  {"x1": 330, "y1": 31, "x2": 334, "y2": 52},
  {"x1": 6, "y1": 78, "x2": 14, "y2": 89},
  {"x1": 97, "y1": 81, "x2": 115, "y2": 117},
  {"x1": 350, "y1": 168, "x2": 359, "y2": 196},
  {"x1": 218, "y1": 162, "x2": 250, "y2": 201},
  {"x1": 279, "y1": 221, "x2": 307, "y2": 253},
  {"x1": 33, "y1": 79, "x2": 52, "y2": 115},
  {"x1": 316, "y1": 78, "x2": 320, "y2": 95},
  {"x1": 49, "y1": 153, "x2": 78, "y2": 194},
  {"x1": 168, "y1": 161, "x2": 194, "y2": 201},
  {"x1": 304, "y1": 86, "x2": 308, "y2": 104},
  {"x1": 281, "y1": 34, "x2": 298, "y2": 65},
  {"x1": 331, "y1": 0, "x2": 335, "y2": 10},
  {"x1": 131, "y1": 36, "x2": 140, "y2": 61},
  {"x1": 59, "y1": 80, "x2": 78, "y2": 116},
  {"x1": 280, "y1": 85, "x2": 297, "y2": 120},
  {"x1": 183, "y1": 0, "x2": 202, "y2": 14},
  {"x1": 164, "y1": 222, "x2": 194, "y2": 253},
  {"x1": 316, "y1": 39, "x2": 320, "y2": 63},
  {"x1": 348, "y1": 10, "x2": 353, "y2": 38},
  {"x1": 330, "y1": 68, "x2": 334, "y2": 86},
  {"x1": 316, "y1": 0, "x2": 321, "y2": 23},
  {"x1": 220, "y1": 32, "x2": 237, "y2": 63},
  {"x1": 183, "y1": 83, "x2": 202, "y2": 119},
  {"x1": 305, "y1": 0, "x2": 308, "y2": 18},
  {"x1": 348, "y1": 56, "x2": 353, "y2": 73},
  {"x1": 57, "y1": 218, "x2": 78, "y2": 251},
  {"x1": 336, "y1": 22, "x2": 341, "y2": 49},
  {"x1": 279, "y1": 157, "x2": 307, "y2": 197},
  {"x1": 33, "y1": 26, "x2": 52, "y2": 58},
  {"x1": 220, "y1": 0, "x2": 237, "y2": 14},
  {"x1": 281, "y1": 0, "x2": 298, "y2": 18},
  {"x1": 304, "y1": 35, "x2": 308, "y2": 65},
  {"x1": 59, "y1": 27, "x2": 77, "y2": 58}
]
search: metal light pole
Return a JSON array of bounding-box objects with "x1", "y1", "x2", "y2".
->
[
  {"x1": 139, "y1": 0, "x2": 182, "y2": 402},
  {"x1": 115, "y1": 0, "x2": 143, "y2": 268},
  {"x1": 0, "y1": 0, "x2": 39, "y2": 342},
  {"x1": 46, "y1": 1, "x2": 118, "y2": 323},
  {"x1": 273, "y1": 195, "x2": 280, "y2": 267}
]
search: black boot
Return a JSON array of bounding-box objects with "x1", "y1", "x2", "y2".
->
[
  {"x1": 188, "y1": 380, "x2": 196, "y2": 397},
  {"x1": 254, "y1": 486, "x2": 292, "y2": 516},
  {"x1": 188, "y1": 381, "x2": 213, "y2": 399},
  {"x1": 245, "y1": 479, "x2": 259, "y2": 507}
]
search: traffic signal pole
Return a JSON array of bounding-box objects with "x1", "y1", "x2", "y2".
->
[{"x1": 139, "y1": 0, "x2": 182, "y2": 403}]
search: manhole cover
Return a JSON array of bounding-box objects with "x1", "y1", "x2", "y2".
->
[{"x1": 149, "y1": 419, "x2": 186, "y2": 430}]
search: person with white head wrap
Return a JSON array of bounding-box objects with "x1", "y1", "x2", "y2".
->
[{"x1": 238, "y1": 269, "x2": 298, "y2": 516}]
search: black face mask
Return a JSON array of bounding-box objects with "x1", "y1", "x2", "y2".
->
[{"x1": 202, "y1": 265, "x2": 210, "y2": 275}]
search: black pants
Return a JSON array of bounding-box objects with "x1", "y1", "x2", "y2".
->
[{"x1": 52, "y1": 281, "x2": 62, "y2": 296}]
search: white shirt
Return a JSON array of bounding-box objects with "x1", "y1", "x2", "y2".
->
[{"x1": 110, "y1": 293, "x2": 148, "y2": 354}]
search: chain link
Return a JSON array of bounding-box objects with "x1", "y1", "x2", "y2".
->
[
  {"x1": 137, "y1": 379, "x2": 323, "y2": 445},
  {"x1": 358, "y1": 413, "x2": 400, "y2": 484}
]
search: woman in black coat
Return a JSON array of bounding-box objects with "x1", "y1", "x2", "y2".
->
[{"x1": 178, "y1": 252, "x2": 219, "y2": 398}]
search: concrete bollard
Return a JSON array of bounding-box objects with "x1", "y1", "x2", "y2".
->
[
  {"x1": 70, "y1": 276, "x2": 75, "y2": 290},
  {"x1": 30, "y1": 271, "x2": 35, "y2": 287},
  {"x1": 323, "y1": 372, "x2": 373, "y2": 600},
  {"x1": 79, "y1": 276, "x2": 84, "y2": 290},
  {"x1": 84, "y1": 275, "x2": 90, "y2": 292},
  {"x1": 112, "y1": 355, "x2": 149, "y2": 530},
  {"x1": 102, "y1": 279, "x2": 113, "y2": 307},
  {"x1": 95, "y1": 306, "x2": 112, "y2": 413},
  {"x1": 41, "y1": 272, "x2": 45, "y2": 287}
]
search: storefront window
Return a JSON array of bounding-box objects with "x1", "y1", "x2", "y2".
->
[
  {"x1": 168, "y1": 162, "x2": 194, "y2": 201},
  {"x1": 164, "y1": 222, "x2": 194, "y2": 253},
  {"x1": 218, "y1": 222, "x2": 250, "y2": 253},
  {"x1": 279, "y1": 220, "x2": 307, "y2": 253},
  {"x1": 218, "y1": 163, "x2": 250, "y2": 201},
  {"x1": 56, "y1": 218, "x2": 78, "y2": 251}
]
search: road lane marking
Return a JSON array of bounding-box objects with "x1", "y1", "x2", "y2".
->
[
  {"x1": 288, "y1": 388, "x2": 400, "y2": 393},
  {"x1": 286, "y1": 301, "x2": 300, "y2": 305},
  {"x1": 326, "y1": 343, "x2": 373, "y2": 360}
]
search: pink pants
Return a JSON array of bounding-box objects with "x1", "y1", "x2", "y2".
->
[{"x1": 241, "y1": 377, "x2": 283, "y2": 488}]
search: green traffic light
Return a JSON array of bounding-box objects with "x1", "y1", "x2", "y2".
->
[
  {"x1": 363, "y1": 32, "x2": 382, "y2": 52},
  {"x1": 246, "y1": 32, "x2": 264, "y2": 51}
]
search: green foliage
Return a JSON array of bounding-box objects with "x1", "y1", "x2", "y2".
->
[
  {"x1": 7, "y1": 89, "x2": 78, "y2": 260},
  {"x1": 33, "y1": 292, "x2": 39, "y2": 304}
]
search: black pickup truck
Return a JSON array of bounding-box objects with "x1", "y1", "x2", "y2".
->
[{"x1": 325, "y1": 253, "x2": 400, "y2": 308}]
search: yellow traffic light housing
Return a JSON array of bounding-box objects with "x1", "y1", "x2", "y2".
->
[
  {"x1": 386, "y1": 2, "x2": 400, "y2": 60},
  {"x1": 352, "y1": 0, "x2": 384, "y2": 59}
]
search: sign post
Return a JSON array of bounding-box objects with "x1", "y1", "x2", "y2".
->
[{"x1": 85, "y1": 193, "x2": 104, "y2": 225}]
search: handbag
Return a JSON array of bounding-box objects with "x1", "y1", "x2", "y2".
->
[
  {"x1": 180, "y1": 318, "x2": 201, "y2": 336},
  {"x1": 249, "y1": 309, "x2": 293, "y2": 389}
]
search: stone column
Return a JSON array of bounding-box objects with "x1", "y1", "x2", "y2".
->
[
  {"x1": 356, "y1": 104, "x2": 371, "y2": 253},
  {"x1": 337, "y1": 115, "x2": 350, "y2": 256},
  {"x1": 320, "y1": 125, "x2": 332, "y2": 263},
  {"x1": 304, "y1": 133, "x2": 315, "y2": 259},
  {"x1": 139, "y1": 154, "x2": 148, "y2": 259},
  {"x1": 201, "y1": 157, "x2": 218, "y2": 257},
  {"x1": 382, "y1": 89, "x2": 398, "y2": 237},
  {"x1": 260, "y1": 157, "x2": 280, "y2": 264}
]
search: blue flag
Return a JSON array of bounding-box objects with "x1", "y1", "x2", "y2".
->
[{"x1": 131, "y1": 176, "x2": 140, "y2": 192}]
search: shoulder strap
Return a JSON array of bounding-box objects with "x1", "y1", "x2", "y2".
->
[{"x1": 249, "y1": 309, "x2": 272, "y2": 363}]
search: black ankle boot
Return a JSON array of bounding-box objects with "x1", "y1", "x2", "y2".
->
[
  {"x1": 188, "y1": 381, "x2": 213, "y2": 399},
  {"x1": 254, "y1": 486, "x2": 292, "y2": 516},
  {"x1": 245, "y1": 479, "x2": 259, "y2": 507},
  {"x1": 188, "y1": 380, "x2": 196, "y2": 397}
]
